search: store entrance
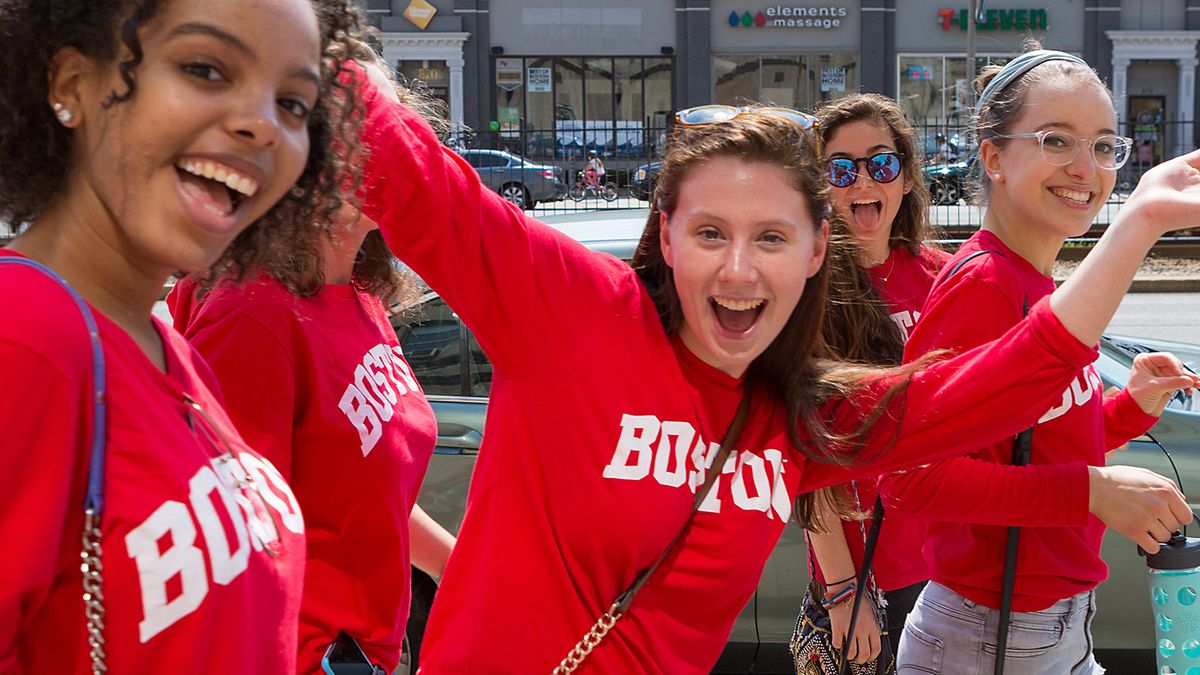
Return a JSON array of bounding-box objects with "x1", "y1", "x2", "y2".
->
[
  {"x1": 398, "y1": 60, "x2": 450, "y2": 120},
  {"x1": 1128, "y1": 95, "x2": 1166, "y2": 170}
]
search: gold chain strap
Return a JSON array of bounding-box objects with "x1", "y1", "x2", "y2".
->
[
  {"x1": 81, "y1": 508, "x2": 108, "y2": 674},
  {"x1": 551, "y1": 602, "x2": 623, "y2": 674}
]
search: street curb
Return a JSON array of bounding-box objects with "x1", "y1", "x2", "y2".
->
[{"x1": 1054, "y1": 278, "x2": 1200, "y2": 293}]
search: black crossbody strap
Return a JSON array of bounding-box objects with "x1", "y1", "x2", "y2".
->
[
  {"x1": 838, "y1": 495, "x2": 886, "y2": 675},
  {"x1": 995, "y1": 295, "x2": 1033, "y2": 675}
]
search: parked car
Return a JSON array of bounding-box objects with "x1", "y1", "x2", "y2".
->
[
  {"x1": 630, "y1": 159, "x2": 661, "y2": 201},
  {"x1": 455, "y1": 148, "x2": 565, "y2": 209},
  {"x1": 922, "y1": 151, "x2": 975, "y2": 206},
  {"x1": 394, "y1": 208, "x2": 1200, "y2": 673}
]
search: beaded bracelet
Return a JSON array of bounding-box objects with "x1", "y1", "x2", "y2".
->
[{"x1": 820, "y1": 581, "x2": 857, "y2": 610}]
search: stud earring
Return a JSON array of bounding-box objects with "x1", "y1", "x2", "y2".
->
[{"x1": 52, "y1": 102, "x2": 74, "y2": 125}]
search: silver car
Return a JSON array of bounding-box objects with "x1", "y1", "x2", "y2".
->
[
  {"x1": 456, "y1": 148, "x2": 565, "y2": 210},
  {"x1": 396, "y1": 209, "x2": 1200, "y2": 673}
]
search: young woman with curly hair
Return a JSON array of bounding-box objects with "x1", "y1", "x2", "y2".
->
[
  {"x1": 797, "y1": 93, "x2": 950, "y2": 670},
  {"x1": 168, "y1": 50, "x2": 455, "y2": 674},
  {"x1": 0, "y1": 0, "x2": 363, "y2": 671},
  {"x1": 340, "y1": 68, "x2": 1198, "y2": 673}
]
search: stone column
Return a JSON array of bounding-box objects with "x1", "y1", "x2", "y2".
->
[
  {"x1": 1178, "y1": 57, "x2": 1197, "y2": 156},
  {"x1": 1111, "y1": 56, "x2": 1129, "y2": 125},
  {"x1": 449, "y1": 55, "x2": 466, "y2": 134}
]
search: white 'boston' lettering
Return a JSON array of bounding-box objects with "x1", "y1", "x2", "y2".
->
[
  {"x1": 603, "y1": 414, "x2": 660, "y2": 480},
  {"x1": 126, "y1": 501, "x2": 209, "y2": 643},
  {"x1": 1038, "y1": 366, "x2": 1102, "y2": 424},
  {"x1": 338, "y1": 343, "x2": 423, "y2": 456},
  {"x1": 188, "y1": 466, "x2": 250, "y2": 585},
  {"x1": 653, "y1": 421, "x2": 695, "y2": 488}
]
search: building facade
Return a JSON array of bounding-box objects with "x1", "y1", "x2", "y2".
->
[{"x1": 360, "y1": 0, "x2": 1200, "y2": 159}]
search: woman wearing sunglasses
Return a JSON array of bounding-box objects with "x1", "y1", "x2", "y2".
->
[
  {"x1": 344, "y1": 73, "x2": 1198, "y2": 672},
  {"x1": 795, "y1": 93, "x2": 951, "y2": 671},
  {"x1": 879, "y1": 48, "x2": 1197, "y2": 674}
]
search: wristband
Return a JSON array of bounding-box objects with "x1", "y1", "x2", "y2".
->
[
  {"x1": 824, "y1": 574, "x2": 857, "y2": 587},
  {"x1": 820, "y1": 581, "x2": 857, "y2": 610}
]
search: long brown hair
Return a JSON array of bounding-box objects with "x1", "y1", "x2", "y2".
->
[
  {"x1": 631, "y1": 112, "x2": 915, "y2": 528},
  {"x1": 816, "y1": 93, "x2": 940, "y2": 367}
]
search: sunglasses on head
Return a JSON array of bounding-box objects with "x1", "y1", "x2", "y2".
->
[
  {"x1": 674, "y1": 104, "x2": 819, "y2": 130},
  {"x1": 826, "y1": 152, "x2": 904, "y2": 188}
]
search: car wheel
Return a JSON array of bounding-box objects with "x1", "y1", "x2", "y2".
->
[
  {"x1": 930, "y1": 181, "x2": 951, "y2": 206},
  {"x1": 398, "y1": 567, "x2": 438, "y2": 675},
  {"x1": 499, "y1": 183, "x2": 529, "y2": 209}
]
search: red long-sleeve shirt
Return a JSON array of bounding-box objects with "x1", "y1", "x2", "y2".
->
[
  {"x1": 811, "y1": 245, "x2": 949, "y2": 591},
  {"x1": 878, "y1": 230, "x2": 1156, "y2": 612},
  {"x1": 350, "y1": 71, "x2": 1106, "y2": 674},
  {"x1": 0, "y1": 251, "x2": 305, "y2": 674},
  {"x1": 170, "y1": 275, "x2": 437, "y2": 673}
]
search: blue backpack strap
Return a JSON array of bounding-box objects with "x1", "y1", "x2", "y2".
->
[{"x1": 0, "y1": 257, "x2": 106, "y2": 515}]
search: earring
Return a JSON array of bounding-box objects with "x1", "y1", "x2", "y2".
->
[{"x1": 52, "y1": 102, "x2": 74, "y2": 125}]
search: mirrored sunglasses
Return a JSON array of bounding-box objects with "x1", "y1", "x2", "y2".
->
[
  {"x1": 827, "y1": 152, "x2": 904, "y2": 188},
  {"x1": 674, "y1": 105, "x2": 819, "y2": 130}
]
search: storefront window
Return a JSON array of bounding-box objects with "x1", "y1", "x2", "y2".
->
[
  {"x1": 715, "y1": 55, "x2": 857, "y2": 111},
  {"x1": 398, "y1": 60, "x2": 450, "y2": 123},
  {"x1": 899, "y1": 55, "x2": 1010, "y2": 124},
  {"x1": 492, "y1": 56, "x2": 673, "y2": 161}
]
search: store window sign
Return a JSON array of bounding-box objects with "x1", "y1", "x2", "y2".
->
[
  {"x1": 907, "y1": 64, "x2": 934, "y2": 81},
  {"x1": 937, "y1": 8, "x2": 1047, "y2": 31},
  {"x1": 821, "y1": 67, "x2": 846, "y2": 92},
  {"x1": 496, "y1": 58, "x2": 523, "y2": 92},
  {"x1": 527, "y1": 67, "x2": 552, "y2": 93},
  {"x1": 727, "y1": 6, "x2": 849, "y2": 30},
  {"x1": 402, "y1": 0, "x2": 437, "y2": 30}
]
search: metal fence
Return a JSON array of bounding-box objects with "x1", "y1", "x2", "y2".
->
[{"x1": 446, "y1": 118, "x2": 1197, "y2": 227}]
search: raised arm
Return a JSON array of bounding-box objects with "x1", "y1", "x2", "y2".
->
[{"x1": 1050, "y1": 149, "x2": 1200, "y2": 344}]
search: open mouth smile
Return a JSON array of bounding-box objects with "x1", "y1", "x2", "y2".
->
[
  {"x1": 711, "y1": 296, "x2": 766, "y2": 333},
  {"x1": 176, "y1": 158, "x2": 262, "y2": 219}
]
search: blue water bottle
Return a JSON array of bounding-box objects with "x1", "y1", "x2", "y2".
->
[{"x1": 1145, "y1": 533, "x2": 1200, "y2": 674}]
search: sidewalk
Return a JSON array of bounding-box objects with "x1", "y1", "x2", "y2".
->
[{"x1": 1054, "y1": 257, "x2": 1200, "y2": 293}]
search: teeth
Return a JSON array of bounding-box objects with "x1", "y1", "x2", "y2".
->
[
  {"x1": 177, "y1": 159, "x2": 260, "y2": 198},
  {"x1": 1050, "y1": 187, "x2": 1089, "y2": 204},
  {"x1": 713, "y1": 297, "x2": 765, "y2": 312},
  {"x1": 851, "y1": 199, "x2": 879, "y2": 205}
]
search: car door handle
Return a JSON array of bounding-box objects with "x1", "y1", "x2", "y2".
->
[{"x1": 437, "y1": 424, "x2": 482, "y2": 455}]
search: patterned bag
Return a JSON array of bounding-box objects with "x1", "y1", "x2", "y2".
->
[
  {"x1": 789, "y1": 581, "x2": 893, "y2": 675},
  {"x1": 789, "y1": 483, "x2": 895, "y2": 675}
]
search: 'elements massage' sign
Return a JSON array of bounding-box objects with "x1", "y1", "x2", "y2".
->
[{"x1": 728, "y1": 6, "x2": 850, "y2": 30}]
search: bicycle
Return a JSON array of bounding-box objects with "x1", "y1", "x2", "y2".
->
[{"x1": 568, "y1": 171, "x2": 618, "y2": 203}]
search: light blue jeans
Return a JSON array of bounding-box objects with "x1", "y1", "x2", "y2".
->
[{"x1": 896, "y1": 582, "x2": 1104, "y2": 675}]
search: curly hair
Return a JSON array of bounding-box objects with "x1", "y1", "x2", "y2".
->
[
  {"x1": 0, "y1": 0, "x2": 366, "y2": 268},
  {"x1": 630, "y1": 112, "x2": 917, "y2": 529}
]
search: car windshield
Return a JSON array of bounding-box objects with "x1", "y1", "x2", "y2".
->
[{"x1": 1100, "y1": 335, "x2": 1200, "y2": 413}]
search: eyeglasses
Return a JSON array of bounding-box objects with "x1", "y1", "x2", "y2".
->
[
  {"x1": 827, "y1": 152, "x2": 905, "y2": 188},
  {"x1": 183, "y1": 393, "x2": 284, "y2": 557},
  {"x1": 992, "y1": 130, "x2": 1133, "y2": 171},
  {"x1": 674, "y1": 105, "x2": 819, "y2": 130}
]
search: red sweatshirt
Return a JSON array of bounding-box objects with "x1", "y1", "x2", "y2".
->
[
  {"x1": 879, "y1": 230, "x2": 1157, "y2": 612},
  {"x1": 351, "y1": 73, "x2": 1105, "y2": 674},
  {"x1": 812, "y1": 245, "x2": 950, "y2": 591},
  {"x1": 169, "y1": 274, "x2": 437, "y2": 673},
  {"x1": 0, "y1": 251, "x2": 305, "y2": 674}
]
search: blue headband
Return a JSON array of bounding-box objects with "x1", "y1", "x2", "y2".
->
[{"x1": 976, "y1": 50, "x2": 1090, "y2": 112}]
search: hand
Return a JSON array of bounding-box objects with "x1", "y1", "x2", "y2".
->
[
  {"x1": 828, "y1": 588, "x2": 882, "y2": 665},
  {"x1": 1118, "y1": 148, "x2": 1200, "y2": 235},
  {"x1": 1089, "y1": 465, "x2": 1192, "y2": 554},
  {"x1": 1125, "y1": 352, "x2": 1200, "y2": 416}
]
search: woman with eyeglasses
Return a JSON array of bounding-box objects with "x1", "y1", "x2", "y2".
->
[
  {"x1": 343, "y1": 68, "x2": 1199, "y2": 672},
  {"x1": 0, "y1": 0, "x2": 365, "y2": 672},
  {"x1": 168, "y1": 49, "x2": 456, "y2": 674},
  {"x1": 879, "y1": 48, "x2": 1195, "y2": 674},
  {"x1": 794, "y1": 93, "x2": 951, "y2": 671}
]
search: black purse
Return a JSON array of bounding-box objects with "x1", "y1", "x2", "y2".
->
[{"x1": 790, "y1": 491, "x2": 894, "y2": 675}]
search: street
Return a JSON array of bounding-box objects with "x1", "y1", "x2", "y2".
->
[{"x1": 1111, "y1": 292, "x2": 1200, "y2": 343}]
